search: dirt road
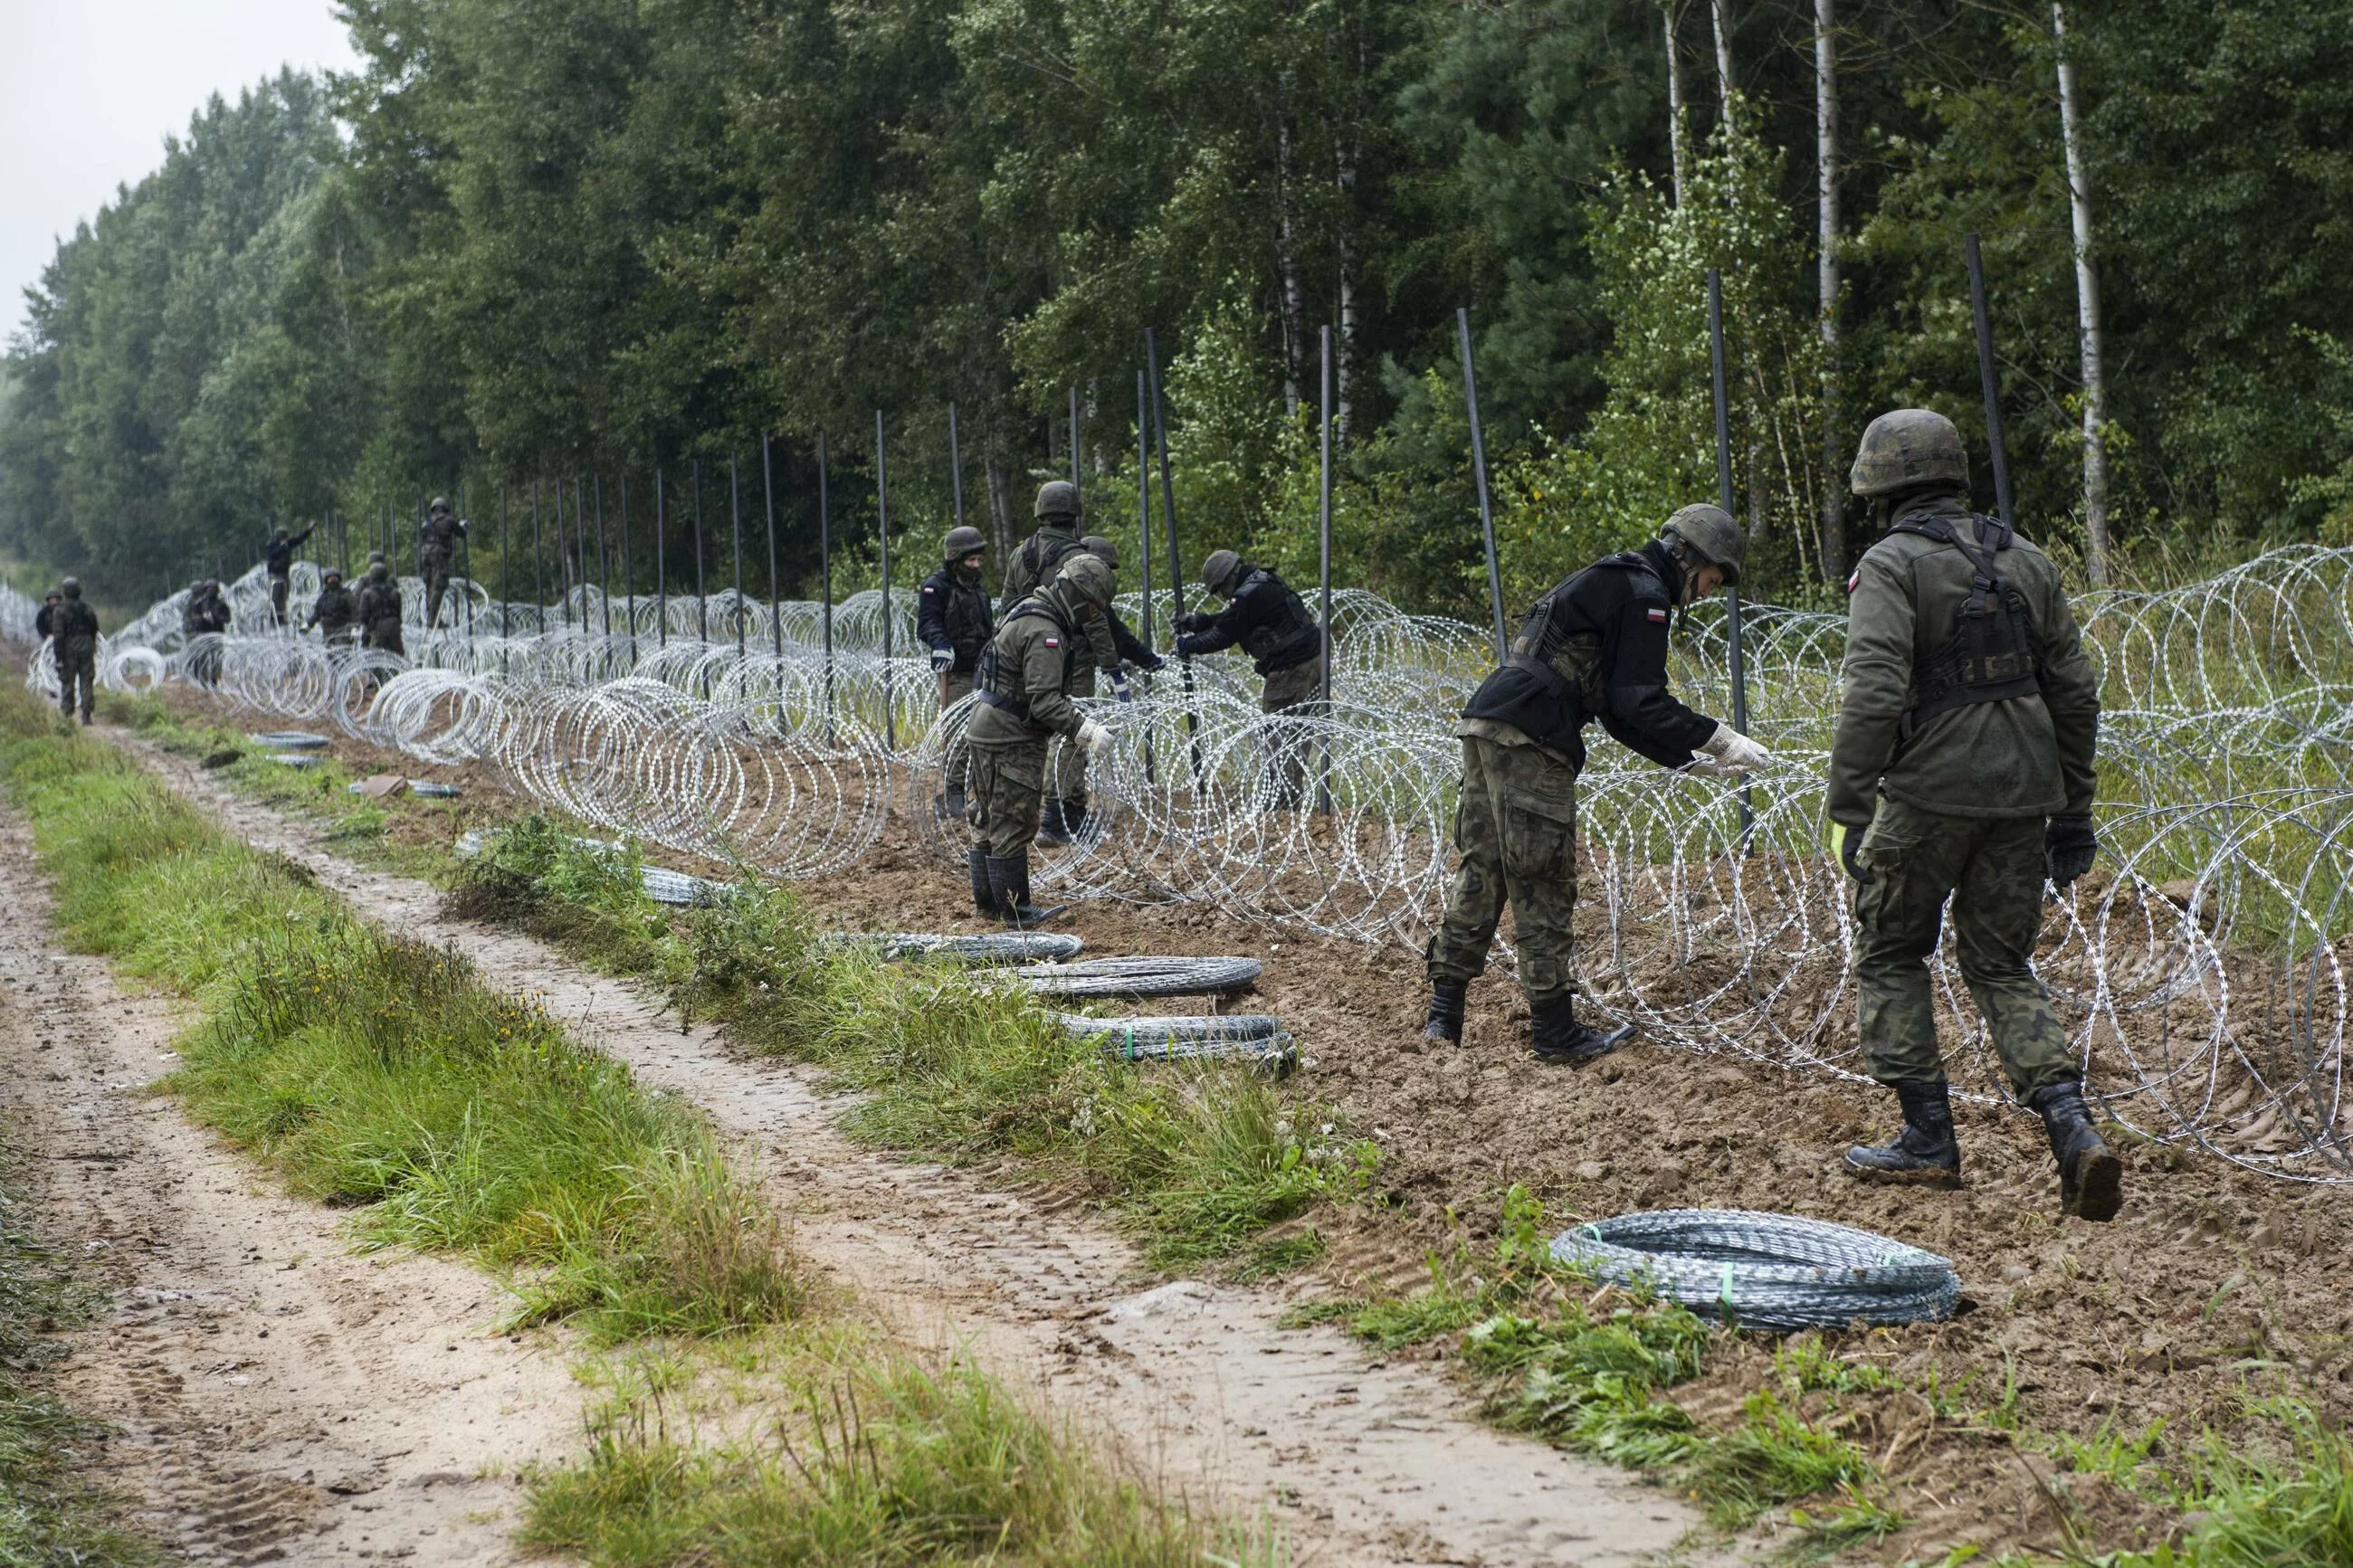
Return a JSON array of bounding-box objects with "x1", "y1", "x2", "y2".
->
[
  {"x1": 115, "y1": 732, "x2": 1731, "y2": 1566},
  {"x1": 0, "y1": 809, "x2": 585, "y2": 1564}
]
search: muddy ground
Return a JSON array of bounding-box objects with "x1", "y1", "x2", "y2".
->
[{"x1": 142, "y1": 688, "x2": 2353, "y2": 1562}]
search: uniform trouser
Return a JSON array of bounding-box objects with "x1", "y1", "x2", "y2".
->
[
  {"x1": 940, "y1": 671, "x2": 975, "y2": 796},
  {"x1": 1048, "y1": 666, "x2": 1098, "y2": 805},
  {"x1": 421, "y1": 553, "x2": 452, "y2": 628},
  {"x1": 1261, "y1": 654, "x2": 1327, "y2": 808},
  {"x1": 1425, "y1": 736, "x2": 1581, "y2": 1010},
  {"x1": 967, "y1": 739, "x2": 1047, "y2": 857},
  {"x1": 270, "y1": 574, "x2": 291, "y2": 625},
  {"x1": 1853, "y1": 796, "x2": 2077, "y2": 1097},
  {"x1": 58, "y1": 652, "x2": 95, "y2": 720}
]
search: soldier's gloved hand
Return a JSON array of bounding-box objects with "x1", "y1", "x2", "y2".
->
[
  {"x1": 1110, "y1": 670, "x2": 1133, "y2": 702},
  {"x1": 929, "y1": 646, "x2": 955, "y2": 674},
  {"x1": 1174, "y1": 611, "x2": 1207, "y2": 635},
  {"x1": 1680, "y1": 753, "x2": 1729, "y2": 777},
  {"x1": 1139, "y1": 651, "x2": 1167, "y2": 673},
  {"x1": 1698, "y1": 722, "x2": 1774, "y2": 774},
  {"x1": 1173, "y1": 634, "x2": 1199, "y2": 659},
  {"x1": 2045, "y1": 815, "x2": 2098, "y2": 889},
  {"x1": 1076, "y1": 717, "x2": 1113, "y2": 756},
  {"x1": 1835, "y1": 822, "x2": 1871, "y2": 883}
]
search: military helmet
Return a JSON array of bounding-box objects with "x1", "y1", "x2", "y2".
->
[
  {"x1": 367, "y1": 549, "x2": 386, "y2": 565},
  {"x1": 1850, "y1": 408, "x2": 1968, "y2": 499},
  {"x1": 941, "y1": 525, "x2": 986, "y2": 562},
  {"x1": 323, "y1": 567, "x2": 342, "y2": 583},
  {"x1": 1053, "y1": 552, "x2": 1115, "y2": 608},
  {"x1": 1658, "y1": 505, "x2": 1745, "y2": 588},
  {"x1": 272, "y1": 526, "x2": 290, "y2": 543},
  {"x1": 368, "y1": 562, "x2": 390, "y2": 583},
  {"x1": 1081, "y1": 534, "x2": 1119, "y2": 573},
  {"x1": 60, "y1": 578, "x2": 81, "y2": 599},
  {"x1": 1034, "y1": 480, "x2": 1081, "y2": 521},
  {"x1": 44, "y1": 589, "x2": 60, "y2": 602},
  {"x1": 429, "y1": 495, "x2": 453, "y2": 516},
  {"x1": 1199, "y1": 549, "x2": 1243, "y2": 595}
]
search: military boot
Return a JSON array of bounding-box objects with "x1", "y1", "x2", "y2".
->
[
  {"x1": 985, "y1": 852, "x2": 1068, "y2": 927},
  {"x1": 2029, "y1": 1081, "x2": 2123, "y2": 1221},
  {"x1": 1423, "y1": 979, "x2": 1467, "y2": 1045},
  {"x1": 967, "y1": 848, "x2": 994, "y2": 915},
  {"x1": 1529, "y1": 998, "x2": 1632, "y2": 1066},
  {"x1": 1035, "y1": 798, "x2": 1072, "y2": 849},
  {"x1": 1843, "y1": 1081, "x2": 1962, "y2": 1189}
]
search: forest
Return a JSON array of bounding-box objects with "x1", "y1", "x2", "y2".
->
[{"x1": 0, "y1": 0, "x2": 2347, "y2": 613}]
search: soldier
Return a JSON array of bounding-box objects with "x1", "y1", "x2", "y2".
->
[
  {"x1": 1001, "y1": 480, "x2": 1119, "y2": 667},
  {"x1": 33, "y1": 589, "x2": 59, "y2": 643},
  {"x1": 1172, "y1": 551, "x2": 1325, "y2": 806},
  {"x1": 1830, "y1": 408, "x2": 2115, "y2": 1221},
  {"x1": 357, "y1": 561, "x2": 406, "y2": 660},
  {"x1": 262, "y1": 523, "x2": 315, "y2": 626},
  {"x1": 1422, "y1": 507, "x2": 1769, "y2": 1061},
  {"x1": 1034, "y1": 533, "x2": 1164, "y2": 847},
  {"x1": 51, "y1": 579, "x2": 100, "y2": 725},
  {"x1": 417, "y1": 498, "x2": 469, "y2": 629},
  {"x1": 918, "y1": 525, "x2": 995, "y2": 819},
  {"x1": 965, "y1": 553, "x2": 1117, "y2": 925},
  {"x1": 305, "y1": 567, "x2": 359, "y2": 645},
  {"x1": 181, "y1": 580, "x2": 230, "y2": 687}
]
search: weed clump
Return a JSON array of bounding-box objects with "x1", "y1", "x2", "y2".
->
[{"x1": 446, "y1": 813, "x2": 675, "y2": 976}]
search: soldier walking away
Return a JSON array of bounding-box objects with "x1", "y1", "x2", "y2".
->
[
  {"x1": 1831, "y1": 408, "x2": 2116, "y2": 1221},
  {"x1": 33, "y1": 589, "x2": 59, "y2": 642},
  {"x1": 417, "y1": 497, "x2": 469, "y2": 630},
  {"x1": 357, "y1": 560, "x2": 406, "y2": 664},
  {"x1": 1423, "y1": 507, "x2": 1770, "y2": 1062},
  {"x1": 965, "y1": 554, "x2": 1118, "y2": 925},
  {"x1": 51, "y1": 579, "x2": 100, "y2": 725},
  {"x1": 263, "y1": 523, "x2": 316, "y2": 626},
  {"x1": 305, "y1": 568, "x2": 359, "y2": 645},
  {"x1": 181, "y1": 579, "x2": 230, "y2": 687},
  {"x1": 1174, "y1": 551, "x2": 1327, "y2": 807},
  {"x1": 919, "y1": 525, "x2": 996, "y2": 820},
  {"x1": 1034, "y1": 533, "x2": 1164, "y2": 848}
]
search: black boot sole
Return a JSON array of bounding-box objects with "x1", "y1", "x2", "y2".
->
[
  {"x1": 1841, "y1": 1156, "x2": 1963, "y2": 1190},
  {"x1": 1423, "y1": 1022, "x2": 1462, "y2": 1045},
  {"x1": 1530, "y1": 1023, "x2": 1633, "y2": 1066},
  {"x1": 2064, "y1": 1147, "x2": 2123, "y2": 1221}
]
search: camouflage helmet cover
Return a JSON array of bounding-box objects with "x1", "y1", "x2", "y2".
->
[
  {"x1": 1850, "y1": 408, "x2": 1968, "y2": 499},
  {"x1": 1658, "y1": 504, "x2": 1745, "y2": 588},
  {"x1": 941, "y1": 525, "x2": 986, "y2": 562},
  {"x1": 1081, "y1": 534, "x2": 1119, "y2": 573},
  {"x1": 1199, "y1": 548, "x2": 1243, "y2": 594},
  {"x1": 60, "y1": 577, "x2": 81, "y2": 598},
  {"x1": 429, "y1": 495, "x2": 453, "y2": 516},
  {"x1": 1053, "y1": 551, "x2": 1115, "y2": 609},
  {"x1": 1034, "y1": 480, "x2": 1081, "y2": 521},
  {"x1": 368, "y1": 563, "x2": 390, "y2": 583}
]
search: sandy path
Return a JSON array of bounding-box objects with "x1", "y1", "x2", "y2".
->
[
  {"x1": 119, "y1": 731, "x2": 1730, "y2": 1568},
  {"x1": 0, "y1": 808, "x2": 586, "y2": 1565}
]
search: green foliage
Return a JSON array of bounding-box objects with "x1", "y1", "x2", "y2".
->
[
  {"x1": 448, "y1": 813, "x2": 675, "y2": 977},
  {"x1": 2105, "y1": 1403, "x2": 2353, "y2": 1568}
]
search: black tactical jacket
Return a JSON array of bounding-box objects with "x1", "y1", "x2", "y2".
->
[
  {"x1": 1177, "y1": 566, "x2": 1320, "y2": 674},
  {"x1": 263, "y1": 526, "x2": 314, "y2": 576},
  {"x1": 917, "y1": 566, "x2": 995, "y2": 674}
]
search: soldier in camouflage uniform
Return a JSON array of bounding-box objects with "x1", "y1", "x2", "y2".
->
[
  {"x1": 305, "y1": 568, "x2": 359, "y2": 644},
  {"x1": 262, "y1": 523, "x2": 314, "y2": 626},
  {"x1": 1424, "y1": 507, "x2": 1770, "y2": 1062},
  {"x1": 357, "y1": 562, "x2": 405, "y2": 657},
  {"x1": 1034, "y1": 533, "x2": 1163, "y2": 846},
  {"x1": 417, "y1": 497, "x2": 468, "y2": 630},
  {"x1": 966, "y1": 553, "x2": 1117, "y2": 925},
  {"x1": 51, "y1": 579, "x2": 100, "y2": 725},
  {"x1": 1832, "y1": 408, "x2": 2116, "y2": 1221}
]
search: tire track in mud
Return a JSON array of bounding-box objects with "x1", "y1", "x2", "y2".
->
[
  {"x1": 0, "y1": 810, "x2": 585, "y2": 1565},
  {"x1": 117, "y1": 730, "x2": 1735, "y2": 1568}
]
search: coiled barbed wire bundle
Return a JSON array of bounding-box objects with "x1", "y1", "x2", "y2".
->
[{"x1": 67, "y1": 546, "x2": 2353, "y2": 1183}]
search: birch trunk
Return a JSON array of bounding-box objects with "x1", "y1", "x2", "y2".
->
[
  {"x1": 1815, "y1": 0, "x2": 1844, "y2": 579},
  {"x1": 1276, "y1": 117, "x2": 1305, "y2": 417},
  {"x1": 1663, "y1": 3, "x2": 1687, "y2": 204},
  {"x1": 1710, "y1": 0, "x2": 1735, "y2": 130},
  {"x1": 1336, "y1": 146, "x2": 1358, "y2": 444},
  {"x1": 2053, "y1": 0, "x2": 2112, "y2": 584}
]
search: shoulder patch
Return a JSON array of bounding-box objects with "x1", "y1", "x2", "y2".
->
[
  {"x1": 1645, "y1": 606, "x2": 1669, "y2": 622},
  {"x1": 1846, "y1": 570, "x2": 1860, "y2": 594},
  {"x1": 1043, "y1": 637, "x2": 1060, "y2": 648}
]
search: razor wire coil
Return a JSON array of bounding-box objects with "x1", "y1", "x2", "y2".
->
[{"x1": 1549, "y1": 1209, "x2": 1962, "y2": 1330}]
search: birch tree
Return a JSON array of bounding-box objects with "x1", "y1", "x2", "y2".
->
[{"x1": 2052, "y1": 0, "x2": 2112, "y2": 584}]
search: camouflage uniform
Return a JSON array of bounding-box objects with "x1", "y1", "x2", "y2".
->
[
  {"x1": 52, "y1": 592, "x2": 100, "y2": 723},
  {"x1": 967, "y1": 588, "x2": 1092, "y2": 857},
  {"x1": 417, "y1": 502, "x2": 467, "y2": 630},
  {"x1": 357, "y1": 568, "x2": 406, "y2": 658},
  {"x1": 1833, "y1": 493, "x2": 2101, "y2": 1097},
  {"x1": 1425, "y1": 734, "x2": 1582, "y2": 1008},
  {"x1": 306, "y1": 577, "x2": 359, "y2": 644}
]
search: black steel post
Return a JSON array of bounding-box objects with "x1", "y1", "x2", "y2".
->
[
  {"x1": 1135, "y1": 368, "x2": 1158, "y2": 786},
  {"x1": 1318, "y1": 322, "x2": 1335, "y2": 816},
  {"x1": 1145, "y1": 328, "x2": 1205, "y2": 783},
  {"x1": 948, "y1": 404, "x2": 966, "y2": 530},
  {"x1": 729, "y1": 455, "x2": 745, "y2": 659},
  {"x1": 1455, "y1": 308, "x2": 1507, "y2": 662},
  {"x1": 1069, "y1": 385, "x2": 1081, "y2": 490},
  {"x1": 530, "y1": 482, "x2": 545, "y2": 634},
  {"x1": 818, "y1": 429, "x2": 834, "y2": 741},
  {"x1": 655, "y1": 468, "x2": 668, "y2": 649},
  {"x1": 498, "y1": 486, "x2": 510, "y2": 675},
  {"x1": 620, "y1": 472, "x2": 637, "y2": 666},
  {"x1": 691, "y1": 459, "x2": 708, "y2": 647},
  {"x1": 595, "y1": 475, "x2": 611, "y2": 641},
  {"x1": 876, "y1": 410, "x2": 894, "y2": 751},
  {"x1": 762, "y1": 434, "x2": 782, "y2": 663},
  {"x1": 1965, "y1": 232, "x2": 2015, "y2": 528}
]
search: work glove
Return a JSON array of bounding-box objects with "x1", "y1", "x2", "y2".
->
[
  {"x1": 1834, "y1": 822, "x2": 1870, "y2": 883},
  {"x1": 1110, "y1": 670, "x2": 1133, "y2": 702},
  {"x1": 1139, "y1": 651, "x2": 1167, "y2": 673},
  {"x1": 929, "y1": 646, "x2": 955, "y2": 674},
  {"x1": 1174, "y1": 611, "x2": 1208, "y2": 635},
  {"x1": 1174, "y1": 634, "x2": 1199, "y2": 659},
  {"x1": 1076, "y1": 717, "x2": 1113, "y2": 756},
  {"x1": 1697, "y1": 721, "x2": 1774, "y2": 774},
  {"x1": 2045, "y1": 815, "x2": 2098, "y2": 889}
]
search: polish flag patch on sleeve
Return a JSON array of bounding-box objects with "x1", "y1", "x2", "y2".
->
[
  {"x1": 1846, "y1": 569, "x2": 1862, "y2": 594},
  {"x1": 1645, "y1": 606, "x2": 1669, "y2": 622},
  {"x1": 1043, "y1": 637, "x2": 1060, "y2": 648}
]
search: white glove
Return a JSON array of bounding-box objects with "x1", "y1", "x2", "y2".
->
[
  {"x1": 1110, "y1": 670, "x2": 1133, "y2": 702},
  {"x1": 1681, "y1": 752, "x2": 1729, "y2": 777},
  {"x1": 1697, "y1": 722, "x2": 1774, "y2": 774},
  {"x1": 929, "y1": 647, "x2": 955, "y2": 674},
  {"x1": 1076, "y1": 717, "x2": 1113, "y2": 755}
]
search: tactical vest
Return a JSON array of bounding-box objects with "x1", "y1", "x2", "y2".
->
[
  {"x1": 54, "y1": 602, "x2": 100, "y2": 658},
  {"x1": 1462, "y1": 551, "x2": 1655, "y2": 755},
  {"x1": 1885, "y1": 512, "x2": 2043, "y2": 743},
  {"x1": 358, "y1": 582, "x2": 401, "y2": 628},
  {"x1": 1014, "y1": 529, "x2": 1084, "y2": 596},
  {"x1": 973, "y1": 597, "x2": 1072, "y2": 722},
  {"x1": 1231, "y1": 569, "x2": 1321, "y2": 671},
  {"x1": 942, "y1": 573, "x2": 994, "y2": 664}
]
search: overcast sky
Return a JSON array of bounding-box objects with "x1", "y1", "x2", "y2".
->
[{"x1": 1, "y1": 0, "x2": 361, "y2": 340}]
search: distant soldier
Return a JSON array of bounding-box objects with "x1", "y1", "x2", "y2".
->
[
  {"x1": 33, "y1": 589, "x2": 59, "y2": 643},
  {"x1": 918, "y1": 525, "x2": 995, "y2": 820},
  {"x1": 1423, "y1": 506, "x2": 1767, "y2": 1061},
  {"x1": 357, "y1": 561, "x2": 405, "y2": 659},
  {"x1": 965, "y1": 553, "x2": 1117, "y2": 925},
  {"x1": 51, "y1": 579, "x2": 100, "y2": 725},
  {"x1": 305, "y1": 568, "x2": 359, "y2": 645},
  {"x1": 1173, "y1": 550, "x2": 1325, "y2": 806},
  {"x1": 1032, "y1": 533, "x2": 1163, "y2": 847},
  {"x1": 1830, "y1": 408, "x2": 2114, "y2": 1221},
  {"x1": 417, "y1": 498, "x2": 469, "y2": 629},
  {"x1": 262, "y1": 523, "x2": 315, "y2": 626},
  {"x1": 181, "y1": 580, "x2": 230, "y2": 687},
  {"x1": 1000, "y1": 480, "x2": 1119, "y2": 667}
]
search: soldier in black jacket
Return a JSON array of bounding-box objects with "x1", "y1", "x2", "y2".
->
[
  {"x1": 263, "y1": 524, "x2": 315, "y2": 626},
  {"x1": 919, "y1": 526, "x2": 995, "y2": 819},
  {"x1": 1174, "y1": 551, "x2": 1325, "y2": 806},
  {"x1": 33, "y1": 590, "x2": 59, "y2": 642},
  {"x1": 1423, "y1": 507, "x2": 1772, "y2": 1062},
  {"x1": 305, "y1": 569, "x2": 360, "y2": 644},
  {"x1": 181, "y1": 580, "x2": 231, "y2": 687}
]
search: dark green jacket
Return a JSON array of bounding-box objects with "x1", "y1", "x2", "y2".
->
[
  {"x1": 1829, "y1": 496, "x2": 2099, "y2": 825},
  {"x1": 967, "y1": 585, "x2": 1091, "y2": 747}
]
